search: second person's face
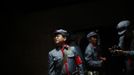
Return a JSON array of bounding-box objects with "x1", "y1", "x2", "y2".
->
[{"x1": 90, "y1": 36, "x2": 97, "y2": 45}]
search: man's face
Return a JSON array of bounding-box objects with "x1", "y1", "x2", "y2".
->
[
  {"x1": 54, "y1": 34, "x2": 66, "y2": 44},
  {"x1": 89, "y1": 36, "x2": 97, "y2": 45}
]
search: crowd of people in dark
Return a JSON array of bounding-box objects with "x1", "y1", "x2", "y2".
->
[{"x1": 48, "y1": 20, "x2": 134, "y2": 75}]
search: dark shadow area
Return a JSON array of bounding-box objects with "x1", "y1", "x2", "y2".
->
[{"x1": 2, "y1": 0, "x2": 133, "y2": 75}]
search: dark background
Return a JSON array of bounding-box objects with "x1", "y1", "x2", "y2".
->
[{"x1": 2, "y1": 0, "x2": 133, "y2": 75}]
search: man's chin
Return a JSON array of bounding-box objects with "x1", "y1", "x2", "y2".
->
[{"x1": 55, "y1": 41, "x2": 60, "y2": 44}]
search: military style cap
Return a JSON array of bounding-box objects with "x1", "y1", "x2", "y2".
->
[
  {"x1": 117, "y1": 20, "x2": 130, "y2": 35},
  {"x1": 87, "y1": 31, "x2": 97, "y2": 38},
  {"x1": 54, "y1": 29, "x2": 69, "y2": 37}
]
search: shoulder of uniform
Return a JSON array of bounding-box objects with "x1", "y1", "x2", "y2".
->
[
  {"x1": 69, "y1": 46, "x2": 76, "y2": 50},
  {"x1": 49, "y1": 48, "x2": 56, "y2": 55},
  {"x1": 68, "y1": 46, "x2": 78, "y2": 54},
  {"x1": 86, "y1": 43, "x2": 91, "y2": 48},
  {"x1": 85, "y1": 44, "x2": 92, "y2": 51}
]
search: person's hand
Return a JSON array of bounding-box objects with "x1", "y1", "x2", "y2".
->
[
  {"x1": 114, "y1": 50, "x2": 124, "y2": 55},
  {"x1": 108, "y1": 45, "x2": 120, "y2": 52},
  {"x1": 100, "y1": 57, "x2": 106, "y2": 61}
]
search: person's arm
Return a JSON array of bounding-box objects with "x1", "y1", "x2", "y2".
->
[
  {"x1": 113, "y1": 50, "x2": 134, "y2": 56},
  {"x1": 48, "y1": 52, "x2": 55, "y2": 75},
  {"x1": 123, "y1": 50, "x2": 134, "y2": 56},
  {"x1": 85, "y1": 46, "x2": 103, "y2": 67},
  {"x1": 72, "y1": 46, "x2": 84, "y2": 75},
  {"x1": 75, "y1": 55, "x2": 84, "y2": 75}
]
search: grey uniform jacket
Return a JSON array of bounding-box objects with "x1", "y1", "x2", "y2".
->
[
  {"x1": 84, "y1": 43, "x2": 103, "y2": 68},
  {"x1": 118, "y1": 30, "x2": 134, "y2": 75},
  {"x1": 118, "y1": 30, "x2": 134, "y2": 56},
  {"x1": 48, "y1": 46, "x2": 84, "y2": 75}
]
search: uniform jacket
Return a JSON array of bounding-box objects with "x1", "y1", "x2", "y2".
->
[
  {"x1": 48, "y1": 45, "x2": 84, "y2": 75},
  {"x1": 84, "y1": 43, "x2": 103, "y2": 68}
]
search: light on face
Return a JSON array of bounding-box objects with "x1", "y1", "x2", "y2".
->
[{"x1": 54, "y1": 34, "x2": 66, "y2": 44}]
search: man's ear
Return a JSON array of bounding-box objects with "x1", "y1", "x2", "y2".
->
[{"x1": 64, "y1": 37, "x2": 67, "y2": 41}]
